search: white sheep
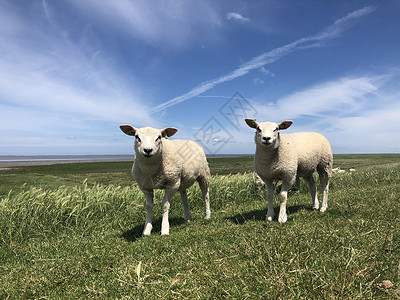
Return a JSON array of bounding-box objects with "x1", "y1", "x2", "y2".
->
[
  {"x1": 245, "y1": 119, "x2": 333, "y2": 223},
  {"x1": 120, "y1": 125, "x2": 211, "y2": 236}
]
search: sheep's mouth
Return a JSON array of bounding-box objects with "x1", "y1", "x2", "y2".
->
[
  {"x1": 141, "y1": 152, "x2": 154, "y2": 158},
  {"x1": 261, "y1": 141, "x2": 273, "y2": 146}
]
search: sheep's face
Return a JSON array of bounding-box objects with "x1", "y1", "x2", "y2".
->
[
  {"x1": 255, "y1": 122, "x2": 281, "y2": 148},
  {"x1": 245, "y1": 119, "x2": 293, "y2": 149},
  {"x1": 134, "y1": 127, "x2": 164, "y2": 158},
  {"x1": 120, "y1": 125, "x2": 178, "y2": 158}
]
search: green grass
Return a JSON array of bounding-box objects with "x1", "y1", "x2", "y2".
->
[
  {"x1": 0, "y1": 155, "x2": 399, "y2": 298},
  {"x1": 3, "y1": 154, "x2": 399, "y2": 197}
]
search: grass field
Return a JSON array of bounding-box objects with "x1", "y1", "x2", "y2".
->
[{"x1": 0, "y1": 154, "x2": 399, "y2": 298}]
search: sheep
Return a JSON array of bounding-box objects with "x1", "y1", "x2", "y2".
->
[
  {"x1": 349, "y1": 168, "x2": 356, "y2": 172},
  {"x1": 245, "y1": 119, "x2": 333, "y2": 223},
  {"x1": 120, "y1": 125, "x2": 211, "y2": 236},
  {"x1": 254, "y1": 172, "x2": 301, "y2": 192}
]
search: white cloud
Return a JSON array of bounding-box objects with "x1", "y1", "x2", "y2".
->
[
  {"x1": 252, "y1": 74, "x2": 400, "y2": 153},
  {"x1": 152, "y1": 6, "x2": 376, "y2": 113},
  {"x1": 68, "y1": 0, "x2": 222, "y2": 48},
  {"x1": 0, "y1": 1, "x2": 157, "y2": 154},
  {"x1": 0, "y1": 2, "x2": 153, "y2": 125},
  {"x1": 226, "y1": 12, "x2": 249, "y2": 23},
  {"x1": 259, "y1": 67, "x2": 275, "y2": 77},
  {"x1": 257, "y1": 76, "x2": 380, "y2": 120},
  {"x1": 253, "y1": 78, "x2": 264, "y2": 85}
]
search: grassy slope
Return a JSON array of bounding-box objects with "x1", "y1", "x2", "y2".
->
[
  {"x1": 0, "y1": 155, "x2": 399, "y2": 298},
  {"x1": 2, "y1": 154, "x2": 400, "y2": 196}
]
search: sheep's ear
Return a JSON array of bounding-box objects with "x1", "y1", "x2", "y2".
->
[
  {"x1": 161, "y1": 127, "x2": 178, "y2": 139},
  {"x1": 245, "y1": 118, "x2": 258, "y2": 129},
  {"x1": 120, "y1": 125, "x2": 137, "y2": 136},
  {"x1": 278, "y1": 121, "x2": 293, "y2": 130}
]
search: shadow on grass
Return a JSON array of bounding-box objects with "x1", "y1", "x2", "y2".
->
[
  {"x1": 227, "y1": 205, "x2": 313, "y2": 224},
  {"x1": 121, "y1": 217, "x2": 186, "y2": 242}
]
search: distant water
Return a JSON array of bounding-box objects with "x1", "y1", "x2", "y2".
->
[
  {"x1": 0, "y1": 155, "x2": 134, "y2": 167},
  {"x1": 0, "y1": 154, "x2": 252, "y2": 168}
]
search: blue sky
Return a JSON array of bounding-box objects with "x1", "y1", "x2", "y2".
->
[{"x1": 1, "y1": 1, "x2": 400, "y2": 155}]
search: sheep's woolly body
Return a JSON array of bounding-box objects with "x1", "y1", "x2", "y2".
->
[
  {"x1": 133, "y1": 139, "x2": 210, "y2": 191},
  {"x1": 255, "y1": 132, "x2": 333, "y2": 183},
  {"x1": 245, "y1": 119, "x2": 333, "y2": 223},
  {"x1": 120, "y1": 125, "x2": 210, "y2": 236}
]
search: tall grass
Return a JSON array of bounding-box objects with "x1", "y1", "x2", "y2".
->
[
  {"x1": 0, "y1": 164, "x2": 399, "y2": 298},
  {"x1": 0, "y1": 181, "x2": 143, "y2": 243},
  {"x1": 0, "y1": 174, "x2": 260, "y2": 244}
]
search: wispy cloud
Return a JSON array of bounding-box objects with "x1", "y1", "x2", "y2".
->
[
  {"x1": 255, "y1": 76, "x2": 381, "y2": 121},
  {"x1": 69, "y1": 0, "x2": 222, "y2": 48},
  {"x1": 259, "y1": 67, "x2": 275, "y2": 77},
  {"x1": 241, "y1": 73, "x2": 400, "y2": 153},
  {"x1": 152, "y1": 6, "x2": 375, "y2": 113},
  {"x1": 0, "y1": 2, "x2": 153, "y2": 129},
  {"x1": 226, "y1": 12, "x2": 249, "y2": 23},
  {"x1": 325, "y1": 88, "x2": 400, "y2": 153}
]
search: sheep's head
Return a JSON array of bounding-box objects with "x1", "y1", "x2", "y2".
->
[
  {"x1": 120, "y1": 125, "x2": 177, "y2": 158},
  {"x1": 244, "y1": 119, "x2": 292, "y2": 149}
]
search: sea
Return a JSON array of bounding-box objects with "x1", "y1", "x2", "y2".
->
[
  {"x1": 0, "y1": 154, "x2": 251, "y2": 168},
  {"x1": 0, "y1": 155, "x2": 134, "y2": 168}
]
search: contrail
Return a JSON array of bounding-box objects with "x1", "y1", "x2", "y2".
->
[{"x1": 151, "y1": 6, "x2": 375, "y2": 113}]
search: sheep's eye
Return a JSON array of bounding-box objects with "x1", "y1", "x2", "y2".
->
[
  {"x1": 135, "y1": 135, "x2": 141, "y2": 142},
  {"x1": 156, "y1": 135, "x2": 161, "y2": 141},
  {"x1": 273, "y1": 127, "x2": 279, "y2": 132},
  {"x1": 256, "y1": 127, "x2": 261, "y2": 133}
]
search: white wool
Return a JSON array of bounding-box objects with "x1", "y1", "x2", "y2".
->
[
  {"x1": 120, "y1": 125, "x2": 210, "y2": 236},
  {"x1": 245, "y1": 119, "x2": 333, "y2": 223}
]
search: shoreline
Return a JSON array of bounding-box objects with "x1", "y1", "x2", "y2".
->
[
  {"x1": 0, "y1": 154, "x2": 253, "y2": 169},
  {"x1": 0, "y1": 155, "x2": 134, "y2": 168}
]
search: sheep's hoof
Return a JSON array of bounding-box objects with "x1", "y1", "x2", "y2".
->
[
  {"x1": 266, "y1": 216, "x2": 274, "y2": 222},
  {"x1": 320, "y1": 206, "x2": 327, "y2": 213},
  {"x1": 142, "y1": 224, "x2": 153, "y2": 236},
  {"x1": 161, "y1": 226, "x2": 170, "y2": 235},
  {"x1": 161, "y1": 231, "x2": 170, "y2": 236},
  {"x1": 278, "y1": 215, "x2": 287, "y2": 223}
]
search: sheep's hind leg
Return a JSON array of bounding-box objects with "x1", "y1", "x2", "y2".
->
[
  {"x1": 304, "y1": 175, "x2": 319, "y2": 210},
  {"x1": 319, "y1": 171, "x2": 330, "y2": 212},
  {"x1": 142, "y1": 190, "x2": 154, "y2": 236},
  {"x1": 198, "y1": 177, "x2": 211, "y2": 219},
  {"x1": 161, "y1": 189, "x2": 177, "y2": 236},
  {"x1": 265, "y1": 180, "x2": 275, "y2": 221},
  {"x1": 180, "y1": 189, "x2": 192, "y2": 223}
]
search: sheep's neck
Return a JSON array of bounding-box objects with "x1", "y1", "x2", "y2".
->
[
  {"x1": 255, "y1": 144, "x2": 279, "y2": 163},
  {"x1": 134, "y1": 152, "x2": 163, "y2": 175}
]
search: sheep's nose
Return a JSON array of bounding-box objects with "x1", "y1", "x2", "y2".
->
[
  {"x1": 262, "y1": 136, "x2": 271, "y2": 142},
  {"x1": 143, "y1": 148, "x2": 153, "y2": 154}
]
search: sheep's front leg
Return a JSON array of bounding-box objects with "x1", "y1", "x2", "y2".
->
[
  {"x1": 278, "y1": 181, "x2": 291, "y2": 223},
  {"x1": 265, "y1": 180, "x2": 275, "y2": 221},
  {"x1": 143, "y1": 190, "x2": 154, "y2": 236},
  {"x1": 161, "y1": 189, "x2": 177, "y2": 236}
]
